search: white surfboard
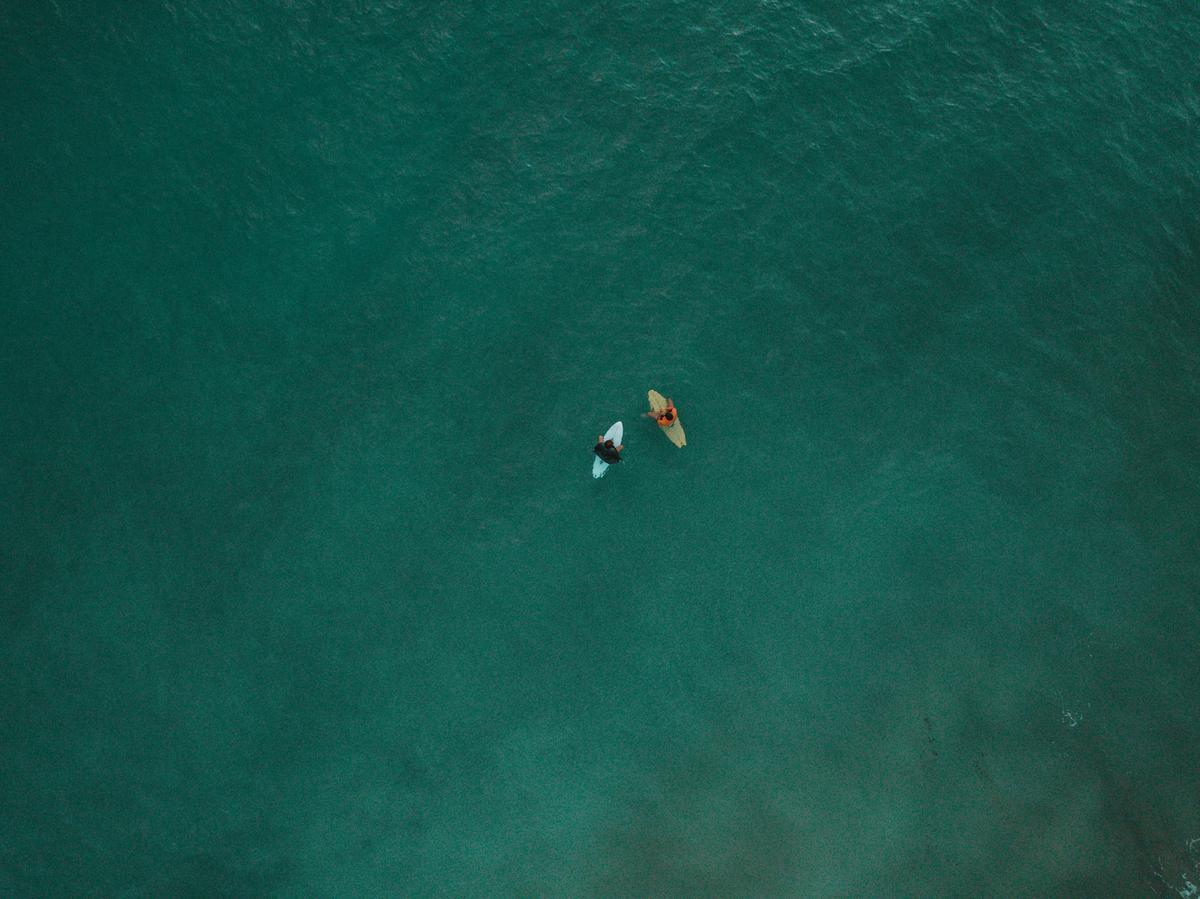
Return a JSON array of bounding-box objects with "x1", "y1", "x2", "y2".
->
[{"x1": 592, "y1": 421, "x2": 624, "y2": 479}]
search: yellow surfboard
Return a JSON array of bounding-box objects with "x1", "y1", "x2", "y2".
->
[{"x1": 648, "y1": 389, "x2": 686, "y2": 447}]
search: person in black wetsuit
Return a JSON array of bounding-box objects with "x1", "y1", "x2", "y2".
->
[{"x1": 593, "y1": 435, "x2": 623, "y2": 464}]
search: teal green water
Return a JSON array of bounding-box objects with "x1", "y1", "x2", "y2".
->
[{"x1": 3, "y1": 1, "x2": 1200, "y2": 894}]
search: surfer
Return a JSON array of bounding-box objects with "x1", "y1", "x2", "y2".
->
[
  {"x1": 644, "y1": 397, "x2": 678, "y2": 428},
  {"x1": 593, "y1": 435, "x2": 623, "y2": 464}
]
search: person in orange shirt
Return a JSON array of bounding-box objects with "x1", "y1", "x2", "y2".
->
[{"x1": 644, "y1": 397, "x2": 678, "y2": 428}]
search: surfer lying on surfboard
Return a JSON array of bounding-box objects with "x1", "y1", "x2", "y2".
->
[
  {"x1": 644, "y1": 397, "x2": 677, "y2": 428},
  {"x1": 593, "y1": 436, "x2": 624, "y2": 464}
]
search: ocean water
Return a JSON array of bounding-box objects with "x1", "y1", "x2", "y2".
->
[{"x1": 2, "y1": 0, "x2": 1199, "y2": 894}]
